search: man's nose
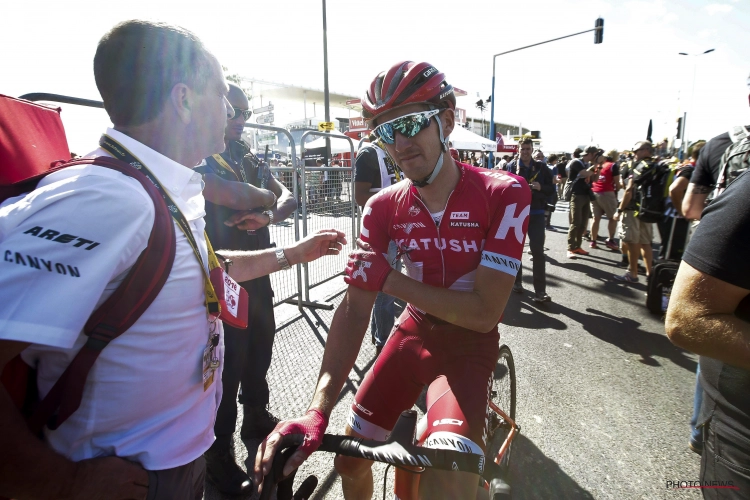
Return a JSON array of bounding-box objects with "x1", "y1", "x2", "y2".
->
[{"x1": 393, "y1": 130, "x2": 413, "y2": 151}]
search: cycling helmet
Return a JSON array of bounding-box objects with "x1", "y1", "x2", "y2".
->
[
  {"x1": 362, "y1": 61, "x2": 456, "y2": 187},
  {"x1": 362, "y1": 61, "x2": 455, "y2": 122}
]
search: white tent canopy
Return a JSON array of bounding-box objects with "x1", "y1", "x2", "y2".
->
[
  {"x1": 448, "y1": 126, "x2": 497, "y2": 152},
  {"x1": 303, "y1": 135, "x2": 356, "y2": 155},
  {"x1": 285, "y1": 134, "x2": 356, "y2": 156}
]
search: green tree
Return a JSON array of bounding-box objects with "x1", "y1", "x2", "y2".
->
[{"x1": 222, "y1": 66, "x2": 253, "y2": 100}]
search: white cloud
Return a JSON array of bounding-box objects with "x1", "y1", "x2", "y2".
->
[
  {"x1": 705, "y1": 3, "x2": 733, "y2": 15},
  {"x1": 699, "y1": 29, "x2": 718, "y2": 39}
]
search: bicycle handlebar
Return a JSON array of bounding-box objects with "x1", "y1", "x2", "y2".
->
[
  {"x1": 258, "y1": 409, "x2": 506, "y2": 499},
  {"x1": 318, "y1": 434, "x2": 503, "y2": 478}
]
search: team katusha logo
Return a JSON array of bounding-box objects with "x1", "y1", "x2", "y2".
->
[{"x1": 408, "y1": 205, "x2": 421, "y2": 217}]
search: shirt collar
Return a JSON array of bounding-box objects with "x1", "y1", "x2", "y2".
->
[{"x1": 101, "y1": 128, "x2": 205, "y2": 221}]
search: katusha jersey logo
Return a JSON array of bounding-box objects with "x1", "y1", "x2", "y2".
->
[
  {"x1": 449, "y1": 221, "x2": 480, "y2": 228},
  {"x1": 495, "y1": 203, "x2": 530, "y2": 244},
  {"x1": 450, "y1": 211, "x2": 470, "y2": 220},
  {"x1": 352, "y1": 261, "x2": 372, "y2": 281},
  {"x1": 394, "y1": 238, "x2": 484, "y2": 253},
  {"x1": 408, "y1": 205, "x2": 421, "y2": 217}
]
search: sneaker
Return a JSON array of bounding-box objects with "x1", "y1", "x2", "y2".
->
[
  {"x1": 572, "y1": 247, "x2": 590, "y2": 256},
  {"x1": 614, "y1": 272, "x2": 639, "y2": 283},
  {"x1": 546, "y1": 225, "x2": 553, "y2": 231},
  {"x1": 241, "y1": 405, "x2": 280, "y2": 440},
  {"x1": 589, "y1": 241, "x2": 598, "y2": 249},
  {"x1": 567, "y1": 250, "x2": 578, "y2": 259},
  {"x1": 205, "y1": 444, "x2": 253, "y2": 496},
  {"x1": 532, "y1": 293, "x2": 552, "y2": 303},
  {"x1": 583, "y1": 230, "x2": 591, "y2": 241},
  {"x1": 512, "y1": 283, "x2": 524, "y2": 294},
  {"x1": 605, "y1": 239, "x2": 620, "y2": 251}
]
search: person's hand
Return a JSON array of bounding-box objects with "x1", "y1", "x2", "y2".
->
[
  {"x1": 344, "y1": 239, "x2": 392, "y2": 292},
  {"x1": 66, "y1": 456, "x2": 148, "y2": 499},
  {"x1": 285, "y1": 229, "x2": 347, "y2": 265},
  {"x1": 531, "y1": 181, "x2": 541, "y2": 191},
  {"x1": 253, "y1": 409, "x2": 328, "y2": 493},
  {"x1": 613, "y1": 211, "x2": 621, "y2": 222},
  {"x1": 224, "y1": 210, "x2": 270, "y2": 231}
]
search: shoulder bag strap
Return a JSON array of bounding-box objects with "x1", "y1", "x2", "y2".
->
[{"x1": 28, "y1": 156, "x2": 176, "y2": 434}]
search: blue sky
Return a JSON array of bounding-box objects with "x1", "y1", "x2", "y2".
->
[{"x1": 3, "y1": 0, "x2": 748, "y2": 153}]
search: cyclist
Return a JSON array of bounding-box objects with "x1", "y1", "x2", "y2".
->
[{"x1": 254, "y1": 61, "x2": 531, "y2": 499}]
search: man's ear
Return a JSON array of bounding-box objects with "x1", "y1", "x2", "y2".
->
[
  {"x1": 441, "y1": 108, "x2": 455, "y2": 137},
  {"x1": 169, "y1": 83, "x2": 192, "y2": 124}
]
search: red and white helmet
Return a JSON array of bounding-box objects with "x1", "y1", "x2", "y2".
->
[{"x1": 362, "y1": 61, "x2": 456, "y2": 123}]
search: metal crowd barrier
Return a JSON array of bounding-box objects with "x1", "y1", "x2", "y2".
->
[
  {"x1": 299, "y1": 131, "x2": 357, "y2": 302},
  {"x1": 242, "y1": 124, "x2": 304, "y2": 309},
  {"x1": 17, "y1": 94, "x2": 361, "y2": 312}
]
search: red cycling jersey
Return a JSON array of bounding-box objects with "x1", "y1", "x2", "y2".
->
[
  {"x1": 349, "y1": 163, "x2": 530, "y2": 454},
  {"x1": 361, "y1": 162, "x2": 531, "y2": 324},
  {"x1": 591, "y1": 161, "x2": 618, "y2": 193}
]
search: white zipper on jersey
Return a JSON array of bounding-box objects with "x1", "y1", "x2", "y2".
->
[{"x1": 413, "y1": 189, "x2": 456, "y2": 287}]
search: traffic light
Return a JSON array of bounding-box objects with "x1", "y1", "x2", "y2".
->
[
  {"x1": 594, "y1": 18, "x2": 604, "y2": 44},
  {"x1": 676, "y1": 117, "x2": 683, "y2": 139}
]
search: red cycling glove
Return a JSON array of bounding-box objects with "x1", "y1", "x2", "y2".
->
[
  {"x1": 270, "y1": 409, "x2": 328, "y2": 459},
  {"x1": 344, "y1": 248, "x2": 392, "y2": 292}
]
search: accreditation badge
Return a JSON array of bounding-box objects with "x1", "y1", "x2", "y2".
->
[{"x1": 209, "y1": 267, "x2": 249, "y2": 329}]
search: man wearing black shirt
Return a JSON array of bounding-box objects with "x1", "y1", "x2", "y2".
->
[
  {"x1": 682, "y1": 132, "x2": 734, "y2": 220},
  {"x1": 566, "y1": 145, "x2": 598, "y2": 258},
  {"x1": 507, "y1": 138, "x2": 555, "y2": 301},
  {"x1": 197, "y1": 83, "x2": 297, "y2": 495},
  {"x1": 353, "y1": 139, "x2": 402, "y2": 353},
  {"x1": 666, "y1": 170, "x2": 750, "y2": 499}
]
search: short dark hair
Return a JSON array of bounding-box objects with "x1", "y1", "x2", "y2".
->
[
  {"x1": 519, "y1": 137, "x2": 534, "y2": 147},
  {"x1": 548, "y1": 154, "x2": 559, "y2": 163},
  {"x1": 94, "y1": 20, "x2": 214, "y2": 126}
]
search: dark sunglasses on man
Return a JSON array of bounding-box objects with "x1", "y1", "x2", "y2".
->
[{"x1": 232, "y1": 107, "x2": 252, "y2": 121}]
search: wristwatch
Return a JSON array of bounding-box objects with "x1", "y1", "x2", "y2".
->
[
  {"x1": 275, "y1": 248, "x2": 291, "y2": 271},
  {"x1": 263, "y1": 210, "x2": 274, "y2": 225}
]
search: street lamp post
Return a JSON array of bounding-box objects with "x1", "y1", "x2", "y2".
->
[
  {"x1": 678, "y1": 49, "x2": 715, "y2": 158},
  {"x1": 489, "y1": 18, "x2": 603, "y2": 164}
]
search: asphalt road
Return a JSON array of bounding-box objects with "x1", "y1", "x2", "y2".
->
[{"x1": 205, "y1": 209, "x2": 701, "y2": 500}]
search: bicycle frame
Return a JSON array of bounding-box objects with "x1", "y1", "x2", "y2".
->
[{"x1": 393, "y1": 403, "x2": 520, "y2": 499}]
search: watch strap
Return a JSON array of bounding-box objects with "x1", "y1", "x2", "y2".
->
[{"x1": 276, "y1": 248, "x2": 291, "y2": 270}]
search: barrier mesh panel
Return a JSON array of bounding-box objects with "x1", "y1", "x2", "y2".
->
[{"x1": 302, "y1": 166, "x2": 359, "y2": 293}]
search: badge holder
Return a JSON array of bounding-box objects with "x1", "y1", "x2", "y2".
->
[{"x1": 209, "y1": 267, "x2": 249, "y2": 329}]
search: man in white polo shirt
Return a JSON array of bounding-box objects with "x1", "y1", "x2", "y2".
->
[{"x1": 0, "y1": 20, "x2": 344, "y2": 500}]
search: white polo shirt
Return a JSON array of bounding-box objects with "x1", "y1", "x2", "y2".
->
[{"x1": 0, "y1": 128, "x2": 223, "y2": 470}]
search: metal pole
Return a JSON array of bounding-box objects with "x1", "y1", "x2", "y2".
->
[
  {"x1": 322, "y1": 0, "x2": 332, "y2": 161},
  {"x1": 489, "y1": 58, "x2": 496, "y2": 165},
  {"x1": 487, "y1": 24, "x2": 601, "y2": 162}
]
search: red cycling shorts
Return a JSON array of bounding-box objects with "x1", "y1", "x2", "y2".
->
[{"x1": 349, "y1": 312, "x2": 499, "y2": 454}]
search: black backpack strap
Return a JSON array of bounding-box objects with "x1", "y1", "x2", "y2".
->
[{"x1": 27, "y1": 157, "x2": 176, "y2": 434}]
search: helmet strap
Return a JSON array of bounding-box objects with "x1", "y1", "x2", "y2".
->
[{"x1": 411, "y1": 112, "x2": 449, "y2": 188}]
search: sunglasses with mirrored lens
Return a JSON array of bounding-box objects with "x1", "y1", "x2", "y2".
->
[
  {"x1": 373, "y1": 109, "x2": 440, "y2": 145},
  {"x1": 232, "y1": 107, "x2": 252, "y2": 121}
]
